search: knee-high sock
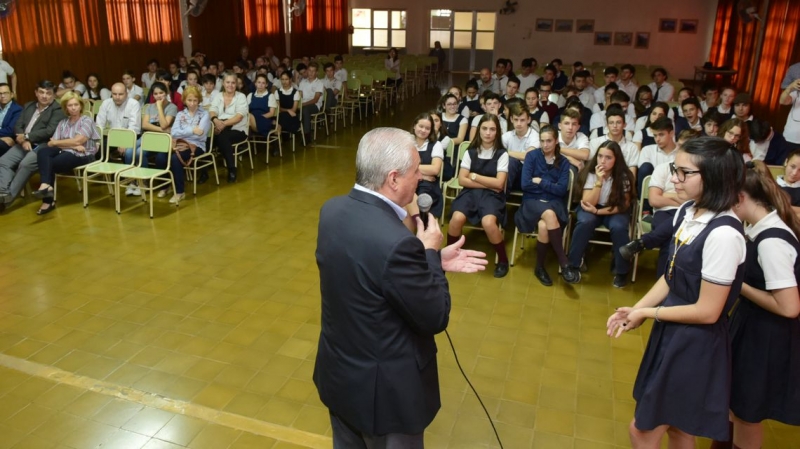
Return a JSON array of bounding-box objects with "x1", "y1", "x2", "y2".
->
[
  {"x1": 493, "y1": 241, "x2": 508, "y2": 264},
  {"x1": 548, "y1": 228, "x2": 568, "y2": 267},
  {"x1": 536, "y1": 241, "x2": 548, "y2": 269}
]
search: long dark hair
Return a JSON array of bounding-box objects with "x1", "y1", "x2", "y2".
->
[
  {"x1": 438, "y1": 93, "x2": 459, "y2": 115},
  {"x1": 411, "y1": 112, "x2": 436, "y2": 143},
  {"x1": 85, "y1": 73, "x2": 105, "y2": 98},
  {"x1": 681, "y1": 136, "x2": 745, "y2": 213},
  {"x1": 428, "y1": 110, "x2": 449, "y2": 142},
  {"x1": 149, "y1": 81, "x2": 169, "y2": 102},
  {"x1": 578, "y1": 140, "x2": 637, "y2": 211},
  {"x1": 718, "y1": 118, "x2": 751, "y2": 157},
  {"x1": 468, "y1": 114, "x2": 504, "y2": 151},
  {"x1": 538, "y1": 124, "x2": 563, "y2": 169},
  {"x1": 744, "y1": 162, "x2": 800, "y2": 238},
  {"x1": 645, "y1": 102, "x2": 670, "y2": 128}
]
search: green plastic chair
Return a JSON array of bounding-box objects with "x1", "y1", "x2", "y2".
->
[
  {"x1": 83, "y1": 128, "x2": 137, "y2": 208},
  {"x1": 440, "y1": 141, "x2": 471, "y2": 225},
  {"x1": 115, "y1": 131, "x2": 175, "y2": 218}
]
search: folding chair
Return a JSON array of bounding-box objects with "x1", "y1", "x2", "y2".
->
[
  {"x1": 328, "y1": 90, "x2": 347, "y2": 131},
  {"x1": 185, "y1": 125, "x2": 220, "y2": 195},
  {"x1": 311, "y1": 90, "x2": 329, "y2": 140},
  {"x1": 440, "y1": 141, "x2": 471, "y2": 225},
  {"x1": 54, "y1": 124, "x2": 103, "y2": 202},
  {"x1": 249, "y1": 110, "x2": 281, "y2": 164},
  {"x1": 230, "y1": 113, "x2": 254, "y2": 171},
  {"x1": 83, "y1": 128, "x2": 137, "y2": 207},
  {"x1": 115, "y1": 132, "x2": 175, "y2": 218},
  {"x1": 631, "y1": 175, "x2": 652, "y2": 283},
  {"x1": 343, "y1": 79, "x2": 362, "y2": 124}
]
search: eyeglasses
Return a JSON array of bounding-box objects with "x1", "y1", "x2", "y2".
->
[
  {"x1": 0, "y1": 91, "x2": 11, "y2": 96},
  {"x1": 669, "y1": 162, "x2": 701, "y2": 182},
  {"x1": 445, "y1": 102, "x2": 458, "y2": 107}
]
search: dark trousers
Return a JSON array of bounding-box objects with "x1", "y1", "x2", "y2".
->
[
  {"x1": 325, "y1": 88, "x2": 338, "y2": 109},
  {"x1": 36, "y1": 146, "x2": 91, "y2": 185},
  {"x1": 568, "y1": 209, "x2": 631, "y2": 274},
  {"x1": 642, "y1": 208, "x2": 678, "y2": 278},
  {"x1": 506, "y1": 157, "x2": 523, "y2": 192},
  {"x1": 155, "y1": 149, "x2": 204, "y2": 194},
  {"x1": 215, "y1": 128, "x2": 247, "y2": 173},
  {"x1": 0, "y1": 140, "x2": 11, "y2": 158},
  {"x1": 329, "y1": 412, "x2": 424, "y2": 449},
  {"x1": 302, "y1": 104, "x2": 318, "y2": 135},
  {"x1": 638, "y1": 163, "x2": 655, "y2": 213}
]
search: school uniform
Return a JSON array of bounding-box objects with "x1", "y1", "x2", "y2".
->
[
  {"x1": 641, "y1": 162, "x2": 681, "y2": 277},
  {"x1": 539, "y1": 101, "x2": 559, "y2": 124},
  {"x1": 460, "y1": 95, "x2": 482, "y2": 118},
  {"x1": 416, "y1": 140, "x2": 445, "y2": 217},
  {"x1": 450, "y1": 147, "x2": 509, "y2": 224},
  {"x1": 299, "y1": 77, "x2": 324, "y2": 133},
  {"x1": 553, "y1": 105, "x2": 592, "y2": 136},
  {"x1": 552, "y1": 72, "x2": 569, "y2": 91},
  {"x1": 471, "y1": 114, "x2": 507, "y2": 135},
  {"x1": 647, "y1": 81, "x2": 675, "y2": 102},
  {"x1": 529, "y1": 107, "x2": 549, "y2": 126},
  {"x1": 729, "y1": 211, "x2": 800, "y2": 426},
  {"x1": 502, "y1": 128, "x2": 540, "y2": 191},
  {"x1": 439, "y1": 134, "x2": 455, "y2": 182},
  {"x1": 334, "y1": 68, "x2": 348, "y2": 84},
  {"x1": 777, "y1": 176, "x2": 800, "y2": 206},
  {"x1": 589, "y1": 107, "x2": 636, "y2": 133},
  {"x1": 617, "y1": 79, "x2": 639, "y2": 101},
  {"x1": 633, "y1": 202, "x2": 746, "y2": 441},
  {"x1": 493, "y1": 74, "x2": 508, "y2": 95},
  {"x1": 674, "y1": 115, "x2": 702, "y2": 136},
  {"x1": 247, "y1": 90, "x2": 278, "y2": 135},
  {"x1": 127, "y1": 84, "x2": 145, "y2": 106},
  {"x1": 638, "y1": 144, "x2": 676, "y2": 203},
  {"x1": 578, "y1": 90, "x2": 596, "y2": 110},
  {"x1": 277, "y1": 87, "x2": 301, "y2": 133},
  {"x1": 517, "y1": 73, "x2": 539, "y2": 93},
  {"x1": 442, "y1": 113, "x2": 467, "y2": 141},
  {"x1": 707, "y1": 105, "x2": 734, "y2": 123},
  {"x1": 588, "y1": 134, "x2": 638, "y2": 168},
  {"x1": 633, "y1": 126, "x2": 657, "y2": 149},
  {"x1": 559, "y1": 133, "x2": 590, "y2": 154},
  {"x1": 514, "y1": 150, "x2": 571, "y2": 233},
  {"x1": 321, "y1": 76, "x2": 342, "y2": 109}
]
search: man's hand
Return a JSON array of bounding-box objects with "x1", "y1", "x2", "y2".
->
[
  {"x1": 15, "y1": 133, "x2": 25, "y2": 145},
  {"x1": 415, "y1": 214, "x2": 442, "y2": 250},
  {"x1": 0, "y1": 137, "x2": 13, "y2": 146},
  {"x1": 22, "y1": 141, "x2": 32, "y2": 151},
  {"x1": 441, "y1": 235, "x2": 488, "y2": 273}
]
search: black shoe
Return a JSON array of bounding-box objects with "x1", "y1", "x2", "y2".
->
[
  {"x1": 494, "y1": 262, "x2": 509, "y2": 278},
  {"x1": 197, "y1": 171, "x2": 209, "y2": 185},
  {"x1": 613, "y1": 274, "x2": 628, "y2": 288},
  {"x1": 227, "y1": 171, "x2": 237, "y2": 183},
  {"x1": 36, "y1": 203, "x2": 56, "y2": 215},
  {"x1": 0, "y1": 202, "x2": 5, "y2": 213},
  {"x1": 534, "y1": 266, "x2": 553, "y2": 286},
  {"x1": 620, "y1": 239, "x2": 645, "y2": 261},
  {"x1": 32, "y1": 188, "x2": 54, "y2": 199},
  {"x1": 560, "y1": 265, "x2": 581, "y2": 284}
]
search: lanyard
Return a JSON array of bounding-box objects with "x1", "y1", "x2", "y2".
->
[{"x1": 667, "y1": 222, "x2": 692, "y2": 280}]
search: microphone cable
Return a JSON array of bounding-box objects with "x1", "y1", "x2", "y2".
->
[{"x1": 444, "y1": 329, "x2": 504, "y2": 449}]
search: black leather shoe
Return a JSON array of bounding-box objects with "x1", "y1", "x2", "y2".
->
[
  {"x1": 494, "y1": 263, "x2": 509, "y2": 278},
  {"x1": 560, "y1": 265, "x2": 581, "y2": 284},
  {"x1": 197, "y1": 171, "x2": 209, "y2": 185},
  {"x1": 534, "y1": 267, "x2": 553, "y2": 286},
  {"x1": 227, "y1": 171, "x2": 237, "y2": 183},
  {"x1": 613, "y1": 274, "x2": 628, "y2": 288},
  {"x1": 620, "y1": 239, "x2": 645, "y2": 261},
  {"x1": 36, "y1": 203, "x2": 56, "y2": 215}
]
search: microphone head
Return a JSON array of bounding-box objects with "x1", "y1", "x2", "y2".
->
[{"x1": 417, "y1": 193, "x2": 433, "y2": 214}]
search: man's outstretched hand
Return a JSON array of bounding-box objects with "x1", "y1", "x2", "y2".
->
[{"x1": 441, "y1": 235, "x2": 488, "y2": 273}]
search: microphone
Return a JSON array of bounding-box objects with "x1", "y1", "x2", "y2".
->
[{"x1": 417, "y1": 194, "x2": 433, "y2": 229}]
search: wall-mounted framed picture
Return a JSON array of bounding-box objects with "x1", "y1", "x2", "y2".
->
[
  {"x1": 576, "y1": 19, "x2": 595, "y2": 33},
  {"x1": 555, "y1": 19, "x2": 574, "y2": 32},
  {"x1": 594, "y1": 32, "x2": 612, "y2": 45},
  {"x1": 536, "y1": 18, "x2": 554, "y2": 32},
  {"x1": 680, "y1": 19, "x2": 698, "y2": 33},
  {"x1": 614, "y1": 32, "x2": 633, "y2": 46},
  {"x1": 659, "y1": 18, "x2": 678, "y2": 32},
  {"x1": 634, "y1": 32, "x2": 651, "y2": 49}
]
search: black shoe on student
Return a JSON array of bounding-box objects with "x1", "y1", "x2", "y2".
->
[
  {"x1": 560, "y1": 265, "x2": 581, "y2": 284},
  {"x1": 620, "y1": 239, "x2": 645, "y2": 261},
  {"x1": 197, "y1": 171, "x2": 209, "y2": 185},
  {"x1": 534, "y1": 267, "x2": 553, "y2": 286},
  {"x1": 494, "y1": 263, "x2": 509, "y2": 278},
  {"x1": 613, "y1": 274, "x2": 628, "y2": 288},
  {"x1": 227, "y1": 170, "x2": 237, "y2": 183}
]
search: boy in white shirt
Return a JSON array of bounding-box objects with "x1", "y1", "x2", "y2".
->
[
  {"x1": 518, "y1": 58, "x2": 540, "y2": 93},
  {"x1": 333, "y1": 55, "x2": 348, "y2": 84},
  {"x1": 593, "y1": 66, "x2": 619, "y2": 105},
  {"x1": 122, "y1": 70, "x2": 144, "y2": 105},
  {"x1": 590, "y1": 86, "x2": 636, "y2": 133},
  {"x1": 617, "y1": 64, "x2": 638, "y2": 100},
  {"x1": 493, "y1": 59, "x2": 509, "y2": 96},
  {"x1": 469, "y1": 93, "x2": 507, "y2": 140},
  {"x1": 558, "y1": 109, "x2": 590, "y2": 171},
  {"x1": 589, "y1": 106, "x2": 638, "y2": 175},
  {"x1": 502, "y1": 102, "x2": 540, "y2": 191},
  {"x1": 572, "y1": 70, "x2": 596, "y2": 110},
  {"x1": 299, "y1": 62, "x2": 325, "y2": 140},
  {"x1": 700, "y1": 84, "x2": 720, "y2": 113},
  {"x1": 321, "y1": 62, "x2": 342, "y2": 109},
  {"x1": 501, "y1": 77, "x2": 522, "y2": 104},
  {"x1": 638, "y1": 116, "x2": 677, "y2": 213},
  {"x1": 677, "y1": 98, "x2": 703, "y2": 133},
  {"x1": 647, "y1": 68, "x2": 675, "y2": 102}
]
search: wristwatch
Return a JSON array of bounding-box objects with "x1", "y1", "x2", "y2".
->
[
  {"x1": 24, "y1": 133, "x2": 29, "y2": 141},
  {"x1": 470, "y1": 173, "x2": 477, "y2": 181}
]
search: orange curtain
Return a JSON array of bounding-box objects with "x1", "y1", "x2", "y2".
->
[
  {"x1": 0, "y1": 0, "x2": 182, "y2": 103},
  {"x1": 709, "y1": 0, "x2": 737, "y2": 68},
  {"x1": 290, "y1": 0, "x2": 348, "y2": 59}
]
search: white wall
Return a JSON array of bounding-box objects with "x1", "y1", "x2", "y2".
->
[{"x1": 348, "y1": 0, "x2": 719, "y2": 80}]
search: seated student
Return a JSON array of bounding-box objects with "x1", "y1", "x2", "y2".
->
[
  {"x1": 502, "y1": 102, "x2": 539, "y2": 191},
  {"x1": 557, "y1": 108, "x2": 591, "y2": 171},
  {"x1": 633, "y1": 101, "x2": 670, "y2": 150},
  {"x1": 500, "y1": 77, "x2": 522, "y2": 104},
  {"x1": 493, "y1": 59, "x2": 509, "y2": 97},
  {"x1": 550, "y1": 59, "x2": 569, "y2": 92},
  {"x1": 476, "y1": 67, "x2": 496, "y2": 95},
  {"x1": 321, "y1": 63, "x2": 341, "y2": 109},
  {"x1": 30, "y1": 92, "x2": 101, "y2": 214},
  {"x1": 593, "y1": 67, "x2": 620, "y2": 106},
  {"x1": 534, "y1": 65, "x2": 557, "y2": 91},
  {"x1": 570, "y1": 70, "x2": 596, "y2": 110},
  {"x1": 589, "y1": 106, "x2": 639, "y2": 176},
  {"x1": 276, "y1": 70, "x2": 301, "y2": 138},
  {"x1": 459, "y1": 81, "x2": 482, "y2": 118},
  {"x1": 167, "y1": 61, "x2": 186, "y2": 95},
  {"x1": 719, "y1": 117, "x2": 752, "y2": 161},
  {"x1": 384, "y1": 48, "x2": 403, "y2": 90},
  {"x1": 429, "y1": 109, "x2": 456, "y2": 181},
  {"x1": 733, "y1": 92, "x2": 755, "y2": 122},
  {"x1": 0, "y1": 83, "x2": 22, "y2": 158},
  {"x1": 647, "y1": 68, "x2": 675, "y2": 102},
  {"x1": 633, "y1": 85, "x2": 654, "y2": 119},
  {"x1": 620, "y1": 129, "x2": 702, "y2": 275},
  {"x1": 56, "y1": 70, "x2": 87, "y2": 98},
  {"x1": 440, "y1": 93, "x2": 468, "y2": 145},
  {"x1": 469, "y1": 92, "x2": 507, "y2": 141},
  {"x1": 0, "y1": 80, "x2": 65, "y2": 211},
  {"x1": 298, "y1": 62, "x2": 324, "y2": 139},
  {"x1": 122, "y1": 69, "x2": 144, "y2": 105},
  {"x1": 590, "y1": 95, "x2": 634, "y2": 140},
  {"x1": 638, "y1": 116, "x2": 678, "y2": 204},
  {"x1": 141, "y1": 59, "x2": 159, "y2": 90},
  {"x1": 447, "y1": 113, "x2": 510, "y2": 278},
  {"x1": 518, "y1": 58, "x2": 540, "y2": 93},
  {"x1": 292, "y1": 63, "x2": 307, "y2": 88},
  {"x1": 232, "y1": 62, "x2": 255, "y2": 94},
  {"x1": 700, "y1": 84, "x2": 720, "y2": 113},
  {"x1": 199, "y1": 74, "x2": 219, "y2": 108},
  {"x1": 83, "y1": 73, "x2": 111, "y2": 102},
  {"x1": 537, "y1": 81, "x2": 560, "y2": 121},
  {"x1": 177, "y1": 70, "x2": 200, "y2": 97},
  {"x1": 247, "y1": 74, "x2": 277, "y2": 136},
  {"x1": 617, "y1": 64, "x2": 639, "y2": 100},
  {"x1": 147, "y1": 70, "x2": 184, "y2": 111},
  {"x1": 411, "y1": 113, "x2": 444, "y2": 218},
  {"x1": 749, "y1": 118, "x2": 794, "y2": 165},
  {"x1": 776, "y1": 149, "x2": 800, "y2": 214},
  {"x1": 504, "y1": 59, "x2": 515, "y2": 78},
  {"x1": 554, "y1": 95, "x2": 591, "y2": 136},
  {"x1": 567, "y1": 140, "x2": 636, "y2": 287},
  {"x1": 702, "y1": 110, "x2": 723, "y2": 137},
  {"x1": 707, "y1": 86, "x2": 735, "y2": 121},
  {"x1": 589, "y1": 83, "x2": 622, "y2": 132},
  {"x1": 515, "y1": 124, "x2": 580, "y2": 285},
  {"x1": 674, "y1": 97, "x2": 703, "y2": 135},
  {"x1": 525, "y1": 87, "x2": 549, "y2": 127}
]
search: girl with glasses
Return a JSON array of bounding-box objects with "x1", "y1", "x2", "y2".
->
[{"x1": 439, "y1": 93, "x2": 468, "y2": 145}]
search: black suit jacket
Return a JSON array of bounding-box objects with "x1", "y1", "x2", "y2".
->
[
  {"x1": 14, "y1": 101, "x2": 65, "y2": 145},
  {"x1": 314, "y1": 188, "x2": 451, "y2": 435}
]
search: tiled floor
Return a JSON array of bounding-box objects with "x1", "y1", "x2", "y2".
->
[{"x1": 1, "y1": 85, "x2": 798, "y2": 448}]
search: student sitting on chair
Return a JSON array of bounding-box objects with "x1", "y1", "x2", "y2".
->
[
  {"x1": 671, "y1": 87, "x2": 695, "y2": 118},
  {"x1": 702, "y1": 110, "x2": 723, "y2": 137},
  {"x1": 247, "y1": 74, "x2": 277, "y2": 135},
  {"x1": 460, "y1": 81, "x2": 482, "y2": 118},
  {"x1": 536, "y1": 81, "x2": 560, "y2": 123},
  {"x1": 200, "y1": 74, "x2": 219, "y2": 108},
  {"x1": 122, "y1": 70, "x2": 144, "y2": 106},
  {"x1": 638, "y1": 116, "x2": 678, "y2": 207},
  {"x1": 493, "y1": 59, "x2": 509, "y2": 96},
  {"x1": 719, "y1": 118, "x2": 752, "y2": 161},
  {"x1": 447, "y1": 113, "x2": 510, "y2": 278},
  {"x1": 776, "y1": 149, "x2": 800, "y2": 215},
  {"x1": 518, "y1": 58, "x2": 540, "y2": 94},
  {"x1": 633, "y1": 85, "x2": 654, "y2": 119},
  {"x1": 571, "y1": 70, "x2": 596, "y2": 110},
  {"x1": 590, "y1": 84, "x2": 624, "y2": 133},
  {"x1": 749, "y1": 118, "x2": 794, "y2": 165},
  {"x1": 567, "y1": 140, "x2": 637, "y2": 287},
  {"x1": 557, "y1": 108, "x2": 591, "y2": 171},
  {"x1": 411, "y1": 113, "x2": 444, "y2": 218},
  {"x1": 700, "y1": 84, "x2": 720, "y2": 113},
  {"x1": 515, "y1": 124, "x2": 580, "y2": 286},
  {"x1": 593, "y1": 67, "x2": 619, "y2": 106},
  {"x1": 554, "y1": 94, "x2": 591, "y2": 136},
  {"x1": 589, "y1": 106, "x2": 639, "y2": 177},
  {"x1": 550, "y1": 59, "x2": 569, "y2": 92},
  {"x1": 469, "y1": 92, "x2": 507, "y2": 141},
  {"x1": 333, "y1": 55, "x2": 347, "y2": 84},
  {"x1": 674, "y1": 97, "x2": 703, "y2": 135},
  {"x1": 707, "y1": 86, "x2": 735, "y2": 121},
  {"x1": 276, "y1": 70, "x2": 301, "y2": 138},
  {"x1": 525, "y1": 87, "x2": 550, "y2": 128},
  {"x1": 633, "y1": 102, "x2": 670, "y2": 151},
  {"x1": 298, "y1": 62, "x2": 324, "y2": 141},
  {"x1": 500, "y1": 77, "x2": 522, "y2": 105},
  {"x1": 647, "y1": 68, "x2": 674, "y2": 102},
  {"x1": 733, "y1": 92, "x2": 755, "y2": 122},
  {"x1": 617, "y1": 64, "x2": 639, "y2": 100},
  {"x1": 321, "y1": 63, "x2": 342, "y2": 109},
  {"x1": 429, "y1": 110, "x2": 454, "y2": 181},
  {"x1": 502, "y1": 103, "x2": 539, "y2": 191},
  {"x1": 620, "y1": 129, "x2": 702, "y2": 276},
  {"x1": 440, "y1": 93, "x2": 468, "y2": 145}
]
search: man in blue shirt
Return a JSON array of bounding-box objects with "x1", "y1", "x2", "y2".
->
[{"x1": 0, "y1": 83, "x2": 22, "y2": 158}]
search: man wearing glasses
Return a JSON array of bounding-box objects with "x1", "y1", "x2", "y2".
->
[{"x1": 0, "y1": 84, "x2": 22, "y2": 158}]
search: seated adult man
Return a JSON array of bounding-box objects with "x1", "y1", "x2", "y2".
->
[
  {"x1": 96, "y1": 83, "x2": 143, "y2": 159},
  {"x1": 501, "y1": 102, "x2": 539, "y2": 191},
  {"x1": 518, "y1": 58, "x2": 540, "y2": 93},
  {"x1": 674, "y1": 97, "x2": 703, "y2": 134},
  {"x1": 321, "y1": 62, "x2": 342, "y2": 109},
  {"x1": 700, "y1": 84, "x2": 720, "y2": 113},
  {"x1": 557, "y1": 108, "x2": 590, "y2": 171},
  {"x1": 571, "y1": 70, "x2": 596, "y2": 110},
  {"x1": 493, "y1": 59, "x2": 509, "y2": 96},
  {"x1": 589, "y1": 106, "x2": 638, "y2": 176},
  {"x1": 647, "y1": 68, "x2": 675, "y2": 102},
  {"x1": 56, "y1": 71, "x2": 87, "y2": 98},
  {"x1": 476, "y1": 68, "x2": 496, "y2": 95},
  {"x1": 500, "y1": 77, "x2": 522, "y2": 104},
  {"x1": 748, "y1": 118, "x2": 794, "y2": 165},
  {"x1": 298, "y1": 62, "x2": 324, "y2": 140},
  {"x1": 0, "y1": 80, "x2": 65, "y2": 210},
  {"x1": 637, "y1": 116, "x2": 677, "y2": 213},
  {"x1": 617, "y1": 64, "x2": 638, "y2": 100},
  {"x1": 469, "y1": 92, "x2": 507, "y2": 140},
  {"x1": 549, "y1": 59, "x2": 569, "y2": 92},
  {"x1": 593, "y1": 67, "x2": 619, "y2": 105},
  {"x1": 0, "y1": 83, "x2": 22, "y2": 158},
  {"x1": 733, "y1": 92, "x2": 755, "y2": 122}
]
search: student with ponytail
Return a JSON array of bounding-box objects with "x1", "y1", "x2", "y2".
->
[{"x1": 711, "y1": 161, "x2": 800, "y2": 449}]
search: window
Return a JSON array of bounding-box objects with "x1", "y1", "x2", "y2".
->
[
  {"x1": 430, "y1": 9, "x2": 451, "y2": 48},
  {"x1": 430, "y1": 10, "x2": 495, "y2": 50},
  {"x1": 351, "y1": 8, "x2": 406, "y2": 48}
]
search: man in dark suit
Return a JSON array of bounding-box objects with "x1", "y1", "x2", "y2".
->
[
  {"x1": 0, "y1": 80, "x2": 64, "y2": 210},
  {"x1": 0, "y1": 83, "x2": 22, "y2": 158},
  {"x1": 314, "y1": 127, "x2": 487, "y2": 448}
]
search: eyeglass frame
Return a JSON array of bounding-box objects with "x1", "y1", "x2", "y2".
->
[{"x1": 669, "y1": 162, "x2": 701, "y2": 182}]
